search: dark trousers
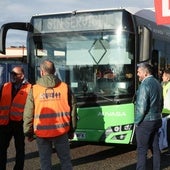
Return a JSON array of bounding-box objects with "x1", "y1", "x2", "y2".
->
[
  {"x1": 0, "y1": 121, "x2": 25, "y2": 170},
  {"x1": 135, "y1": 119, "x2": 162, "y2": 170}
]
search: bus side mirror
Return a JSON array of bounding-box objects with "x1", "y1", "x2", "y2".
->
[
  {"x1": 0, "y1": 22, "x2": 33, "y2": 54},
  {"x1": 138, "y1": 26, "x2": 152, "y2": 62}
]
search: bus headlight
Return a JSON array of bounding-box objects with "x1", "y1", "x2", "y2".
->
[
  {"x1": 113, "y1": 126, "x2": 121, "y2": 132},
  {"x1": 112, "y1": 124, "x2": 133, "y2": 132},
  {"x1": 122, "y1": 124, "x2": 133, "y2": 131}
]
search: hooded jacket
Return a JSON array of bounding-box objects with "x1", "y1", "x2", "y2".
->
[{"x1": 23, "y1": 74, "x2": 77, "y2": 138}]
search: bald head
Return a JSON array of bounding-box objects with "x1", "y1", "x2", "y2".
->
[
  {"x1": 40, "y1": 60, "x2": 56, "y2": 76},
  {"x1": 12, "y1": 66, "x2": 24, "y2": 75}
]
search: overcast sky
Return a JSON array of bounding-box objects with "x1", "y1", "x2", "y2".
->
[{"x1": 0, "y1": 0, "x2": 154, "y2": 47}]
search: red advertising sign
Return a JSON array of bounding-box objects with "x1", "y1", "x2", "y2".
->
[{"x1": 154, "y1": 0, "x2": 170, "y2": 25}]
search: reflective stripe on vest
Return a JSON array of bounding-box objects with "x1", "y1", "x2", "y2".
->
[
  {"x1": 0, "y1": 106, "x2": 10, "y2": 110},
  {"x1": 12, "y1": 102, "x2": 25, "y2": 109},
  {"x1": 36, "y1": 122, "x2": 70, "y2": 130},
  {"x1": 34, "y1": 112, "x2": 70, "y2": 119},
  {"x1": 0, "y1": 115, "x2": 9, "y2": 119},
  {"x1": 0, "y1": 115, "x2": 9, "y2": 125},
  {"x1": 33, "y1": 82, "x2": 71, "y2": 138}
]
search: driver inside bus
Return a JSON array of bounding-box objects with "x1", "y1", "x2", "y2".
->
[{"x1": 96, "y1": 65, "x2": 116, "y2": 80}]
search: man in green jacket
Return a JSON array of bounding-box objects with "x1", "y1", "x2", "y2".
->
[{"x1": 23, "y1": 59, "x2": 77, "y2": 170}]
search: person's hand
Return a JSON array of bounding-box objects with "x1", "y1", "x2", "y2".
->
[
  {"x1": 68, "y1": 132, "x2": 74, "y2": 139},
  {"x1": 27, "y1": 136, "x2": 35, "y2": 142},
  {"x1": 25, "y1": 132, "x2": 36, "y2": 142}
]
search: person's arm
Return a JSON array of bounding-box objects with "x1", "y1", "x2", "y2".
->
[
  {"x1": 67, "y1": 86, "x2": 77, "y2": 139},
  {"x1": 23, "y1": 88, "x2": 35, "y2": 141},
  {"x1": 135, "y1": 84, "x2": 148, "y2": 126}
]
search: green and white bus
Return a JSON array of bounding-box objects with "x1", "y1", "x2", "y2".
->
[{"x1": 0, "y1": 8, "x2": 170, "y2": 144}]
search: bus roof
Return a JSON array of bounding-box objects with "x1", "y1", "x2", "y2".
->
[
  {"x1": 32, "y1": 8, "x2": 129, "y2": 17},
  {"x1": 32, "y1": 7, "x2": 152, "y2": 18},
  {"x1": 32, "y1": 7, "x2": 157, "y2": 24},
  {"x1": 134, "y1": 8, "x2": 156, "y2": 22}
]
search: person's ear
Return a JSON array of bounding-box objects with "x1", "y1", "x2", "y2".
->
[
  {"x1": 40, "y1": 70, "x2": 44, "y2": 76},
  {"x1": 21, "y1": 74, "x2": 24, "y2": 79}
]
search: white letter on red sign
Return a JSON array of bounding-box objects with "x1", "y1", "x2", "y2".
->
[{"x1": 162, "y1": 0, "x2": 170, "y2": 16}]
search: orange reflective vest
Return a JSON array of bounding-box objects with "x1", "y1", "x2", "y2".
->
[
  {"x1": 0, "y1": 82, "x2": 31, "y2": 125},
  {"x1": 32, "y1": 82, "x2": 71, "y2": 138}
]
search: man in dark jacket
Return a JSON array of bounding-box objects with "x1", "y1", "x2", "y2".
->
[
  {"x1": 23, "y1": 60, "x2": 77, "y2": 170},
  {"x1": 135, "y1": 63, "x2": 162, "y2": 170}
]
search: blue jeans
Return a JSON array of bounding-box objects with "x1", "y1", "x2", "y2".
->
[
  {"x1": 36, "y1": 133, "x2": 72, "y2": 170},
  {"x1": 135, "y1": 119, "x2": 162, "y2": 170}
]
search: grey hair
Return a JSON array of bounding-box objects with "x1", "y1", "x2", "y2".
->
[
  {"x1": 40, "y1": 59, "x2": 56, "y2": 74},
  {"x1": 137, "y1": 63, "x2": 153, "y2": 74}
]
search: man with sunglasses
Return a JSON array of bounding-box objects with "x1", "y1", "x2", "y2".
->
[{"x1": 0, "y1": 66, "x2": 31, "y2": 170}]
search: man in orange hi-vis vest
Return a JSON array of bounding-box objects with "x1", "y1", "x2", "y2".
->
[
  {"x1": 0, "y1": 66, "x2": 31, "y2": 170},
  {"x1": 23, "y1": 59, "x2": 77, "y2": 170}
]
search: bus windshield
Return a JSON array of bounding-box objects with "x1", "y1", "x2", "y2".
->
[{"x1": 31, "y1": 30, "x2": 135, "y2": 104}]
